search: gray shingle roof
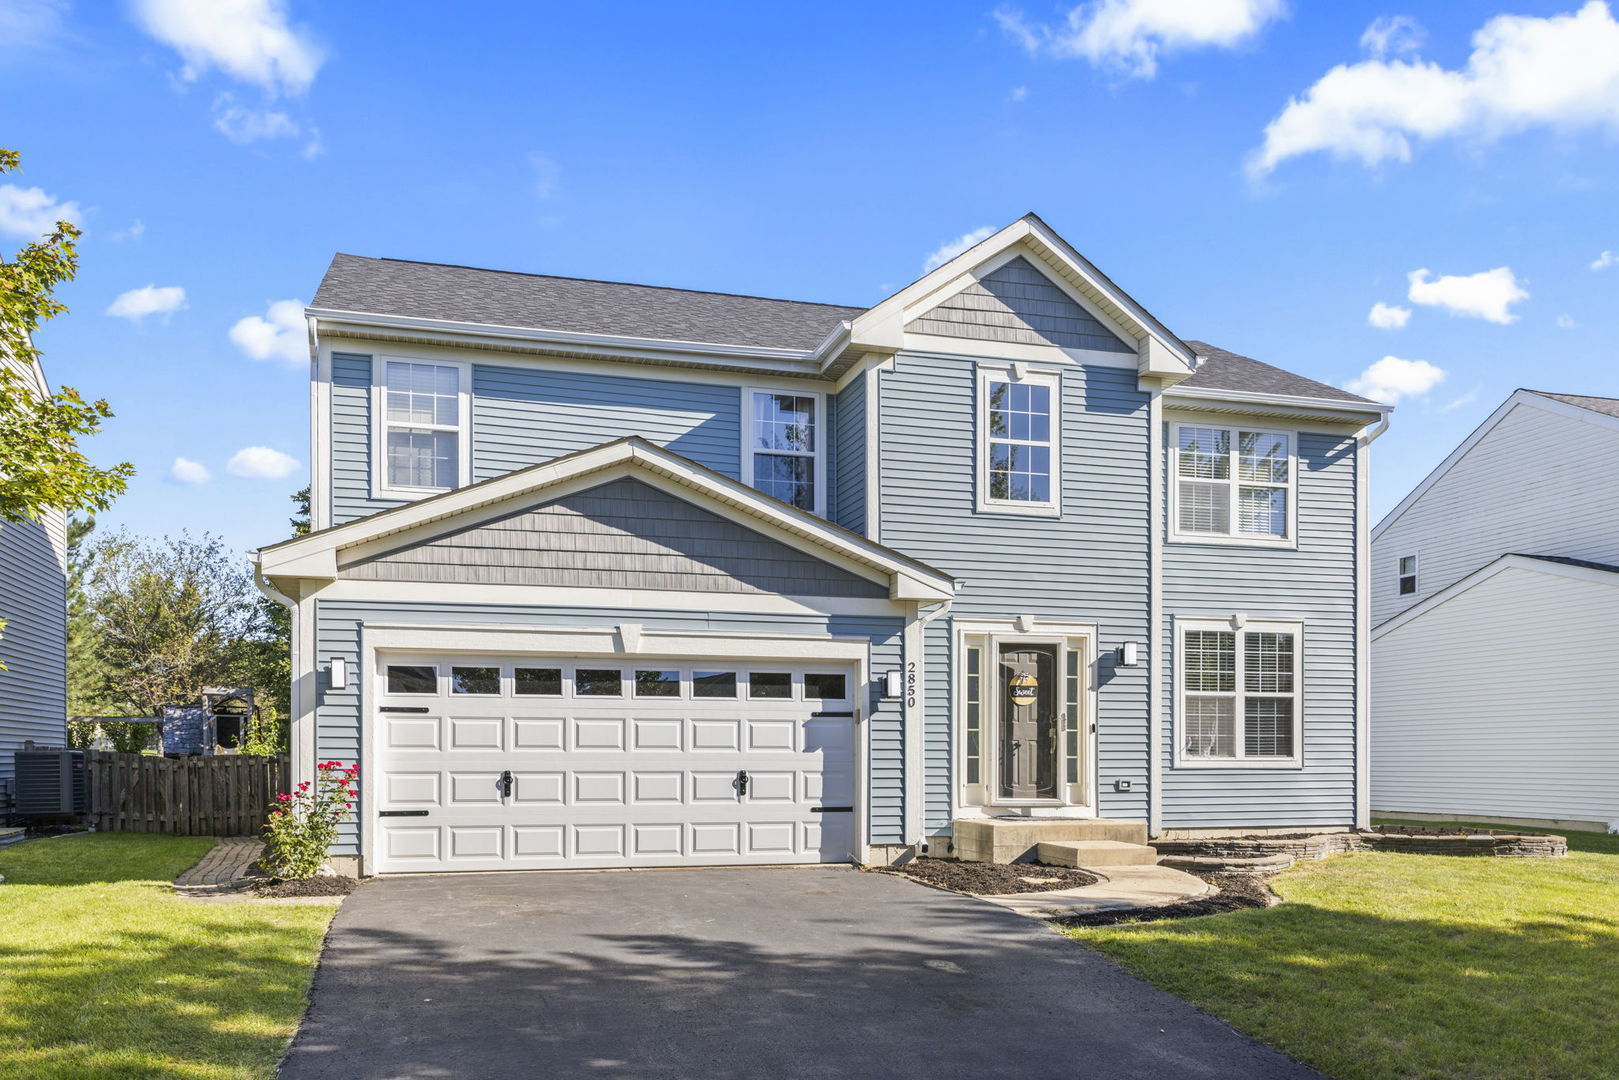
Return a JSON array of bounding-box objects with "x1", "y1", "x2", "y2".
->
[
  {"x1": 1178, "y1": 341, "x2": 1378, "y2": 405},
  {"x1": 1510, "y1": 553, "x2": 1619, "y2": 575},
  {"x1": 1526, "y1": 390, "x2": 1619, "y2": 419},
  {"x1": 312, "y1": 254, "x2": 863, "y2": 351}
]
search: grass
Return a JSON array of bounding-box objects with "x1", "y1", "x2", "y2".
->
[
  {"x1": 1064, "y1": 822, "x2": 1619, "y2": 1080},
  {"x1": 0, "y1": 833, "x2": 336, "y2": 1079}
]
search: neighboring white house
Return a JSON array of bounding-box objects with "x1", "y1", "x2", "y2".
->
[
  {"x1": 1372, "y1": 390, "x2": 1619, "y2": 832},
  {"x1": 0, "y1": 349, "x2": 70, "y2": 808}
]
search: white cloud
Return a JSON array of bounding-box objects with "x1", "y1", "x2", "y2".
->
[
  {"x1": 105, "y1": 284, "x2": 187, "y2": 322},
  {"x1": 0, "y1": 183, "x2": 82, "y2": 238},
  {"x1": 1346, "y1": 355, "x2": 1447, "y2": 403},
  {"x1": 1407, "y1": 266, "x2": 1528, "y2": 324},
  {"x1": 112, "y1": 219, "x2": 146, "y2": 243},
  {"x1": 1591, "y1": 249, "x2": 1618, "y2": 270},
  {"x1": 1557, "y1": 313, "x2": 1579, "y2": 329},
  {"x1": 169, "y1": 457, "x2": 211, "y2": 484},
  {"x1": 1438, "y1": 387, "x2": 1481, "y2": 413},
  {"x1": 1250, "y1": 1, "x2": 1619, "y2": 176},
  {"x1": 1010, "y1": 85, "x2": 1029, "y2": 101},
  {"x1": 923, "y1": 226, "x2": 995, "y2": 272},
  {"x1": 0, "y1": 0, "x2": 67, "y2": 49},
  {"x1": 995, "y1": 0, "x2": 1286, "y2": 80},
  {"x1": 1367, "y1": 301, "x2": 1411, "y2": 329},
  {"x1": 1360, "y1": 15, "x2": 1425, "y2": 59},
  {"x1": 131, "y1": 0, "x2": 324, "y2": 96},
  {"x1": 529, "y1": 152, "x2": 561, "y2": 199},
  {"x1": 226, "y1": 445, "x2": 299, "y2": 480},
  {"x1": 229, "y1": 299, "x2": 307, "y2": 365},
  {"x1": 212, "y1": 94, "x2": 301, "y2": 143}
]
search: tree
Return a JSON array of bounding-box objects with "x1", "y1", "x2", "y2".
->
[
  {"x1": 84, "y1": 531, "x2": 262, "y2": 717},
  {"x1": 66, "y1": 515, "x2": 112, "y2": 715},
  {"x1": 0, "y1": 149, "x2": 133, "y2": 527},
  {"x1": 245, "y1": 487, "x2": 309, "y2": 728}
]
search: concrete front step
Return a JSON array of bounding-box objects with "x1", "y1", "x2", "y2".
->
[
  {"x1": 1037, "y1": 840, "x2": 1161, "y2": 868},
  {"x1": 0, "y1": 827, "x2": 26, "y2": 847},
  {"x1": 953, "y1": 816, "x2": 1149, "y2": 864}
]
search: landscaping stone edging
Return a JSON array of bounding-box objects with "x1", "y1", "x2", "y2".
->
[{"x1": 1151, "y1": 829, "x2": 1567, "y2": 862}]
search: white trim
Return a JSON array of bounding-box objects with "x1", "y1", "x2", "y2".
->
[
  {"x1": 975, "y1": 364, "x2": 1062, "y2": 517},
  {"x1": 260, "y1": 438, "x2": 956, "y2": 602},
  {"x1": 369, "y1": 355, "x2": 473, "y2": 500},
  {"x1": 903, "y1": 608, "x2": 924, "y2": 846},
  {"x1": 1354, "y1": 434, "x2": 1371, "y2": 830},
  {"x1": 1172, "y1": 616, "x2": 1305, "y2": 770},
  {"x1": 310, "y1": 321, "x2": 332, "y2": 531},
  {"x1": 363, "y1": 622, "x2": 876, "y2": 661},
  {"x1": 863, "y1": 362, "x2": 881, "y2": 541},
  {"x1": 1167, "y1": 420, "x2": 1298, "y2": 548},
  {"x1": 307, "y1": 578, "x2": 909, "y2": 617},
  {"x1": 740, "y1": 386, "x2": 826, "y2": 517},
  {"x1": 1372, "y1": 554, "x2": 1619, "y2": 638},
  {"x1": 1147, "y1": 389, "x2": 1164, "y2": 836},
  {"x1": 1373, "y1": 391, "x2": 1619, "y2": 541},
  {"x1": 1166, "y1": 385, "x2": 1391, "y2": 422}
]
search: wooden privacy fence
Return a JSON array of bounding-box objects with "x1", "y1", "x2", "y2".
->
[{"x1": 85, "y1": 751, "x2": 290, "y2": 836}]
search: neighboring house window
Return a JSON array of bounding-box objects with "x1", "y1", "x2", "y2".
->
[
  {"x1": 1398, "y1": 555, "x2": 1418, "y2": 595},
  {"x1": 745, "y1": 390, "x2": 820, "y2": 512},
  {"x1": 380, "y1": 360, "x2": 465, "y2": 491},
  {"x1": 1179, "y1": 619, "x2": 1302, "y2": 765},
  {"x1": 978, "y1": 368, "x2": 1060, "y2": 514},
  {"x1": 1172, "y1": 424, "x2": 1293, "y2": 541}
]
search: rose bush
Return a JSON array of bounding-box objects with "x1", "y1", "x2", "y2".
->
[{"x1": 261, "y1": 760, "x2": 358, "y2": 879}]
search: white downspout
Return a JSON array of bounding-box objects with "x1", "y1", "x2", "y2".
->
[{"x1": 1353, "y1": 409, "x2": 1390, "y2": 830}]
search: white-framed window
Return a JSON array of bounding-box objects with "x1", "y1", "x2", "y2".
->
[
  {"x1": 1398, "y1": 554, "x2": 1418, "y2": 595},
  {"x1": 1176, "y1": 617, "x2": 1303, "y2": 767},
  {"x1": 374, "y1": 358, "x2": 470, "y2": 495},
  {"x1": 742, "y1": 389, "x2": 823, "y2": 513},
  {"x1": 977, "y1": 366, "x2": 1061, "y2": 515},
  {"x1": 1170, "y1": 422, "x2": 1294, "y2": 544}
]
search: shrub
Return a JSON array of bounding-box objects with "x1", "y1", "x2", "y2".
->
[{"x1": 261, "y1": 760, "x2": 358, "y2": 879}]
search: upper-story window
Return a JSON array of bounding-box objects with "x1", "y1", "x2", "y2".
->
[
  {"x1": 1397, "y1": 555, "x2": 1418, "y2": 595},
  {"x1": 745, "y1": 390, "x2": 820, "y2": 512},
  {"x1": 978, "y1": 367, "x2": 1060, "y2": 515},
  {"x1": 377, "y1": 359, "x2": 468, "y2": 493},
  {"x1": 1172, "y1": 423, "x2": 1293, "y2": 542}
]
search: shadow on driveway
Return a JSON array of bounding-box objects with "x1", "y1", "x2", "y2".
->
[{"x1": 280, "y1": 866, "x2": 1319, "y2": 1079}]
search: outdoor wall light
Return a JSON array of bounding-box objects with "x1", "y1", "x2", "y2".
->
[
  {"x1": 1115, "y1": 641, "x2": 1140, "y2": 667},
  {"x1": 883, "y1": 670, "x2": 904, "y2": 698},
  {"x1": 329, "y1": 656, "x2": 347, "y2": 690}
]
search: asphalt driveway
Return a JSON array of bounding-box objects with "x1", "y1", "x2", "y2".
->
[{"x1": 279, "y1": 866, "x2": 1319, "y2": 1080}]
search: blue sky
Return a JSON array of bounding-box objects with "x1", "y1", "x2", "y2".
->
[{"x1": 3, "y1": 0, "x2": 1617, "y2": 555}]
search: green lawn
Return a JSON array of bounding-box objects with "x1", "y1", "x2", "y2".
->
[
  {"x1": 1065, "y1": 822, "x2": 1619, "y2": 1079},
  {"x1": 0, "y1": 833, "x2": 336, "y2": 1079}
]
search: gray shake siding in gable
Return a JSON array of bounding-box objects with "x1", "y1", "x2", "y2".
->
[
  {"x1": 907, "y1": 257, "x2": 1135, "y2": 354},
  {"x1": 329, "y1": 352, "x2": 742, "y2": 525},
  {"x1": 342, "y1": 478, "x2": 886, "y2": 598},
  {"x1": 314, "y1": 601, "x2": 906, "y2": 854},
  {"x1": 878, "y1": 352, "x2": 1153, "y2": 834},
  {"x1": 1160, "y1": 428, "x2": 1361, "y2": 829}
]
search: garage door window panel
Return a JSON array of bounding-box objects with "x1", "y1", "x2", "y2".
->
[
  {"x1": 693, "y1": 671, "x2": 738, "y2": 698},
  {"x1": 634, "y1": 670, "x2": 681, "y2": 697},
  {"x1": 748, "y1": 672, "x2": 793, "y2": 699},
  {"x1": 514, "y1": 667, "x2": 562, "y2": 696},
  {"x1": 387, "y1": 665, "x2": 437, "y2": 695},
  {"x1": 575, "y1": 669, "x2": 624, "y2": 696},
  {"x1": 805, "y1": 673, "x2": 848, "y2": 702},
  {"x1": 450, "y1": 666, "x2": 500, "y2": 695}
]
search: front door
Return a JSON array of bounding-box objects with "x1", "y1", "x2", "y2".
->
[{"x1": 998, "y1": 644, "x2": 1058, "y2": 800}]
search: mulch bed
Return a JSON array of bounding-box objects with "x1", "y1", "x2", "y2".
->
[
  {"x1": 251, "y1": 875, "x2": 361, "y2": 898},
  {"x1": 1054, "y1": 871, "x2": 1278, "y2": 927},
  {"x1": 880, "y1": 857, "x2": 1099, "y2": 895}
]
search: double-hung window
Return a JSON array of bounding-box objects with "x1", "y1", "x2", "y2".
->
[
  {"x1": 746, "y1": 390, "x2": 820, "y2": 512},
  {"x1": 379, "y1": 360, "x2": 465, "y2": 492},
  {"x1": 979, "y1": 369, "x2": 1059, "y2": 514},
  {"x1": 1173, "y1": 424, "x2": 1292, "y2": 541},
  {"x1": 1178, "y1": 618, "x2": 1302, "y2": 765},
  {"x1": 1397, "y1": 555, "x2": 1418, "y2": 595}
]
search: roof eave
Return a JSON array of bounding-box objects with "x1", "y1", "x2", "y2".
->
[{"x1": 1164, "y1": 384, "x2": 1391, "y2": 422}]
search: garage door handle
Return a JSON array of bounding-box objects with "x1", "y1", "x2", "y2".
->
[
  {"x1": 736, "y1": 770, "x2": 750, "y2": 797},
  {"x1": 499, "y1": 770, "x2": 514, "y2": 798}
]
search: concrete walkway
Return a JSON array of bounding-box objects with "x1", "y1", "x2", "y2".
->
[
  {"x1": 279, "y1": 865, "x2": 1319, "y2": 1080},
  {"x1": 974, "y1": 863, "x2": 1215, "y2": 918}
]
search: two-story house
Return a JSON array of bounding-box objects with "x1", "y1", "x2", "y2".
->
[
  {"x1": 255, "y1": 215, "x2": 1390, "y2": 876},
  {"x1": 1371, "y1": 389, "x2": 1619, "y2": 832}
]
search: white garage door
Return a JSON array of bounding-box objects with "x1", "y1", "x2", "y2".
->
[{"x1": 372, "y1": 655, "x2": 858, "y2": 873}]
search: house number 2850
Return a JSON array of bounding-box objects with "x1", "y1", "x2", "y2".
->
[{"x1": 905, "y1": 662, "x2": 918, "y2": 709}]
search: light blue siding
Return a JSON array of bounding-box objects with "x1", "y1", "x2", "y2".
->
[
  {"x1": 472, "y1": 363, "x2": 740, "y2": 481},
  {"x1": 327, "y1": 354, "x2": 742, "y2": 525},
  {"x1": 1160, "y1": 429, "x2": 1360, "y2": 829},
  {"x1": 879, "y1": 352, "x2": 1153, "y2": 834},
  {"x1": 0, "y1": 511, "x2": 66, "y2": 794},
  {"x1": 831, "y1": 375, "x2": 867, "y2": 534},
  {"x1": 313, "y1": 600, "x2": 906, "y2": 854}
]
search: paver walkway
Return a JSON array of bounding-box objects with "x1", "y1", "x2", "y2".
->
[{"x1": 174, "y1": 836, "x2": 262, "y2": 893}]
